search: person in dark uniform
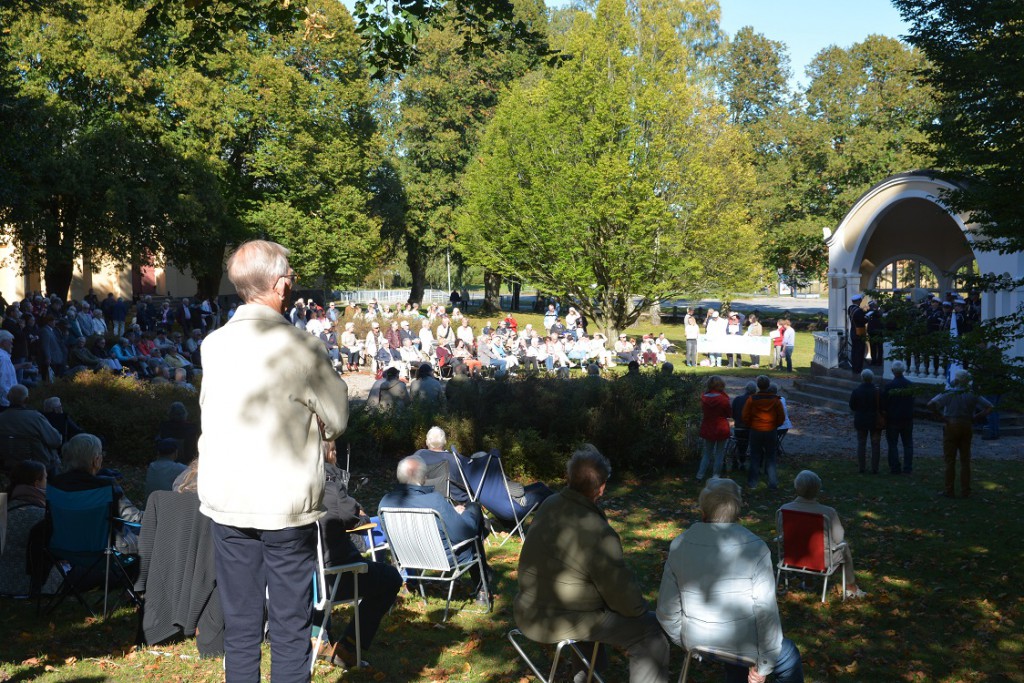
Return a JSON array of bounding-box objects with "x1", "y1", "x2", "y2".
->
[
  {"x1": 865, "y1": 300, "x2": 884, "y2": 367},
  {"x1": 848, "y1": 294, "x2": 867, "y2": 374}
]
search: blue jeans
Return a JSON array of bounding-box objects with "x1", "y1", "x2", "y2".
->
[
  {"x1": 783, "y1": 345, "x2": 794, "y2": 372},
  {"x1": 211, "y1": 522, "x2": 317, "y2": 683},
  {"x1": 885, "y1": 420, "x2": 914, "y2": 473},
  {"x1": 488, "y1": 358, "x2": 508, "y2": 376},
  {"x1": 722, "y1": 637, "x2": 804, "y2": 683},
  {"x1": 697, "y1": 439, "x2": 727, "y2": 480},
  {"x1": 747, "y1": 430, "x2": 778, "y2": 489}
]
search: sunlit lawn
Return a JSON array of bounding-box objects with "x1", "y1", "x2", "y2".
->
[{"x1": 3, "y1": 454, "x2": 1021, "y2": 682}]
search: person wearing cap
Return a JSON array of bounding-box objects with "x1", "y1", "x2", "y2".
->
[
  {"x1": 145, "y1": 438, "x2": 188, "y2": 500},
  {"x1": 925, "y1": 298, "x2": 947, "y2": 374},
  {"x1": 778, "y1": 470, "x2": 866, "y2": 598},
  {"x1": 614, "y1": 333, "x2": 637, "y2": 365},
  {"x1": 848, "y1": 294, "x2": 867, "y2": 374},
  {"x1": 927, "y1": 370, "x2": 992, "y2": 498}
]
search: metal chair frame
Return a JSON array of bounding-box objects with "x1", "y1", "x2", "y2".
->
[
  {"x1": 678, "y1": 646, "x2": 756, "y2": 683},
  {"x1": 378, "y1": 507, "x2": 489, "y2": 622},
  {"x1": 774, "y1": 508, "x2": 847, "y2": 603},
  {"x1": 311, "y1": 522, "x2": 368, "y2": 674},
  {"x1": 507, "y1": 628, "x2": 605, "y2": 683}
]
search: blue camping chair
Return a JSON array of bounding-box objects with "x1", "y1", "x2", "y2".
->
[
  {"x1": 451, "y1": 449, "x2": 552, "y2": 546},
  {"x1": 43, "y1": 486, "x2": 140, "y2": 618}
]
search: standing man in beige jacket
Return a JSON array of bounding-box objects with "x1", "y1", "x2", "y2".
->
[{"x1": 199, "y1": 241, "x2": 349, "y2": 682}]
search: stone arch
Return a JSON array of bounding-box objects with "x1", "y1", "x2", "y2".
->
[{"x1": 815, "y1": 171, "x2": 1024, "y2": 374}]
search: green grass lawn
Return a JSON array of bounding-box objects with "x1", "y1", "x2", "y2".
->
[{"x1": 3, "y1": 453, "x2": 1021, "y2": 682}]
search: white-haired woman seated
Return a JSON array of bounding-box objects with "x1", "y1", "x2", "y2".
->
[{"x1": 778, "y1": 470, "x2": 865, "y2": 599}]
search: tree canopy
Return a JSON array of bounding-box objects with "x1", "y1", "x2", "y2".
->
[
  {"x1": 892, "y1": 0, "x2": 1024, "y2": 255},
  {"x1": 458, "y1": 0, "x2": 759, "y2": 335}
]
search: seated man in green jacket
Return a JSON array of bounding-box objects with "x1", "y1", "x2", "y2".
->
[{"x1": 513, "y1": 444, "x2": 669, "y2": 683}]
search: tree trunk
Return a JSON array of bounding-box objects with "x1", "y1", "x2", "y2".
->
[
  {"x1": 511, "y1": 278, "x2": 521, "y2": 311},
  {"x1": 192, "y1": 239, "x2": 229, "y2": 300},
  {"x1": 649, "y1": 301, "x2": 662, "y2": 326},
  {"x1": 406, "y1": 242, "x2": 426, "y2": 306},
  {"x1": 43, "y1": 217, "x2": 75, "y2": 300},
  {"x1": 481, "y1": 270, "x2": 502, "y2": 314}
]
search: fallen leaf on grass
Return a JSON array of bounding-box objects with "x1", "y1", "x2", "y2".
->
[{"x1": 64, "y1": 656, "x2": 77, "y2": 665}]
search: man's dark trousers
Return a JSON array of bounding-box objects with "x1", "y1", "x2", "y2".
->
[{"x1": 212, "y1": 521, "x2": 317, "y2": 683}]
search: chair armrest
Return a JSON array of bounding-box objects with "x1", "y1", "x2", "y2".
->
[
  {"x1": 115, "y1": 518, "x2": 142, "y2": 529},
  {"x1": 324, "y1": 561, "x2": 368, "y2": 576},
  {"x1": 349, "y1": 522, "x2": 377, "y2": 532},
  {"x1": 450, "y1": 538, "x2": 476, "y2": 553},
  {"x1": 829, "y1": 540, "x2": 848, "y2": 553}
]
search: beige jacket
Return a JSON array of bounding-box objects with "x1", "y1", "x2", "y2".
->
[{"x1": 198, "y1": 304, "x2": 349, "y2": 530}]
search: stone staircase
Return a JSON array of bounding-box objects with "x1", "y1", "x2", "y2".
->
[{"x1": 790, "y1": 369, "x2": 1023, "y2": 436}]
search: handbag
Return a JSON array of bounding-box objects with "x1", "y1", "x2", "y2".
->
[{"x1": 874, "y1": 387, "x2": 886, "y2": 430}]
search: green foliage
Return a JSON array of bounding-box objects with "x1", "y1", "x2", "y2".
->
[
  {"x1": 458, "y1": 0, "x2": 760, "y2": 337},
  {"x1": 392, "y1": 0, "x2": 550, "y2": 303},
  {"x1": 345, "y1": 372, "x2": 703, "y2": 479},
  {"x1": 28, "y1": 371, "x2": 199, "y2": 468},
  {"x1": 733, "y1": 35, "x2": 936, "y2": 285},
  {"x1": 893, "y1": 0, "x2": 1024, "y2": 253}
]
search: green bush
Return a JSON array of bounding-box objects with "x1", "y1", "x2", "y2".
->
[
  {"x1": 344, "y1": 371, "x2": 703, "y2": 479},
  {"x1": 27, "y1": 371, "x2": 199, "y2": 468}
]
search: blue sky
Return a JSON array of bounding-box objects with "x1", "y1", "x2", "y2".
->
[
  {"x1": 717, "y1": 0, "x2": 910, "y2": 88},
  {"x1": 341, "y1": 0, "x2": 912, "y2": 88}
]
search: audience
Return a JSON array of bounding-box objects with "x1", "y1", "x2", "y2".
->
[
  {"x1": 0, "y1": 384, "x2": 63, "y2": 472},
  {"x1": 0, "y1": 460, "x2": 61, "y2": 596},
  {"x1": 144, "y1": 438, "x2": 187, "y2": 500},
  {"x1": 778, "y1": 470, "x2": 866, "y2": 599},
  {"x1": 378, "y1": 454, "x2": 492, "y2": 607},
  {"x1": 514, "y1": 445, "x2": 670, "y2": 682},
  {"x1": 657, "y1": 478, "x2": 805, "y2": 683}
]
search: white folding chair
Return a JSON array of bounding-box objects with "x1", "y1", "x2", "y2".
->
[
  {"x1": 507, "y1": 628, "x2": 605, "y2": 683},
  {"x1": 378, "y1": 507, "x2": 489, "y2": 622},
  {"x1": 311, "y1": 522, "x2": 368, "y2": 673}
]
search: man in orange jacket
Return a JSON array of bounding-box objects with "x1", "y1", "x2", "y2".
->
[{"x1": 742, "y1": 375, "x2": 786, "y2": 490}]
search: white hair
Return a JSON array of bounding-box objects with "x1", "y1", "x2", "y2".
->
[
  {"x1": 793, "y1": 470, "x2": 822, "y2": 499},
  {"x1": 890, "y1": 360, "x2": 906, "y2": 375},
  {"x1": 699, "y1": 478, "x2": 743, "y2": 523},
  {"x1": 861, "y1": 369, "x2": 875, "y2": 383},
  {"x1": 396, "y1": 455, "x2": 427, "y2": 486},
  {"x1": 425, "y1": 426, "x2": 446, "y2": 451},
  {"x1": 63, "y1": 434, "x2": 103, "y2": 473}
]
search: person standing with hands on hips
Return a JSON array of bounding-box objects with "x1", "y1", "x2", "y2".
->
[{"x1": 198, "y1": 241, "x2": 350, "y2": 683}]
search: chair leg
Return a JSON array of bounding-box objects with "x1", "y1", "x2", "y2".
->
[
  {"x1": 443, "y1": 578, "x2": 456, "y2": 622},
  {"x1": 679, "y1": 650, "x2": 693, "y2": 683},
  {"x1": 821, "y1": 574, "x2": 829, "y2": 603},
  {"x1": 548, "y1": 640, "x2": 566, "y2": 682}
]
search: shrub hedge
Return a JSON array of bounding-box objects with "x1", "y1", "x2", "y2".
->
[
  {"x1": 344, "y1": 371, "x2": 704, "y2": 479},
  {"x1": 26, "y1": 371, "x2": 200, "y2": 468}
]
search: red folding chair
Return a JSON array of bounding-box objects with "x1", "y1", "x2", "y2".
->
[{"x1": 774, "y1": 508, "x2": 847, "y2": 603}]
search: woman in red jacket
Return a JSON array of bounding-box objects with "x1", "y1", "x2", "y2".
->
[{"x1": 697, "y1": 375, "x2": 732, "y2": 482}]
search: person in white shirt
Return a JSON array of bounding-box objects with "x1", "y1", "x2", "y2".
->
[
  {"x1": 683, "y1": 308, "x2": 700, "y2": 367},
  {"x1": 705, "y1": 310, "x2": 727, "y2": 367},
  {"x1": 456, "y1": 319, "x2": 475, "y2": 347},
  {"x1": 781, "y1": 319, "x2": 796, "y2": 372}
]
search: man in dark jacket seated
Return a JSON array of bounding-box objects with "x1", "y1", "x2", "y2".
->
[
  {"x1": 378, "y1": 454, "x2": 492, "y2": 606},
  {"x1": 318, "y1": 443, "x2": 402, "y2": 669}
]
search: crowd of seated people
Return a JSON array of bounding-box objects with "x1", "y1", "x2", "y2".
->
[{"x1": 0, "y1": 292, "x2": 220, "y2": 390}]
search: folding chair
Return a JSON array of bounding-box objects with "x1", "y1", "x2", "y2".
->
[
  {"x1": 43, "y1": 486, "x2": 140, "y2": 618},
  {"x1": 678, "y1": 646, "x2": 756, "y2": 683},
  {"x1": 378, "y1": 507, "x2": 489, "y2": 622},
  {"x1": 507, "y1": 628, "x2": 605, "y2": 683},
  {"x1": 776, "y1": 429, "x2": 788, "y2": 458},
  {"x1": 454, "y1": 449, "x2": 544, "y2": 545},
  {"x1": 774, "y1": 508, "x2": 847, "y2": 603},
  {"x1": 417, "y1": 449, "x2": 471, "y2": 504},
  {"x1": 311, "y1": 521, "x2": 368, "y2": 674}
]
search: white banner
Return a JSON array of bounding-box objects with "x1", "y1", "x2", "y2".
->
[{"x1": 696, "y1": 335, "x2": 773, "y2": 356}]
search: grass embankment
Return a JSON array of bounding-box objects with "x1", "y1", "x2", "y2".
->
[{"x1": 2, "y1": 454, "x2": 1021, "y2": 682}]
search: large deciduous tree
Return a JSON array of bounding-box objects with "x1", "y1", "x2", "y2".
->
[
  {"x1": 395, "y1": 0, "x2": 548, "y2": 308},
  {"x1": 892, "y1": 0, "x2": 1024, "y2": 253},
  {"x1": 742, "y1": 35, "x2": 935, "y2": 287},
  {"x1": 458, "y1": 0, "x2": 759, "y2": 337}
]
